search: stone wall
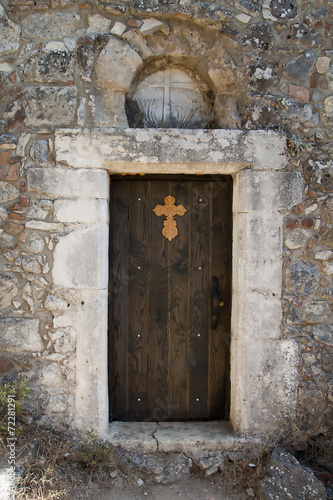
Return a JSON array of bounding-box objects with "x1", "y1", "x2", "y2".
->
[{"x1": 0, "y1": 0, "x2": 332, "y2": 438}]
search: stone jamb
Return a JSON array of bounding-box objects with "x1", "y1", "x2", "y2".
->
[{"x1": 53, "y1": 128, "x2": 302, "y2": 437}]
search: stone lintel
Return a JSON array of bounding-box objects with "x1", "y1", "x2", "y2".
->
[{"x1": 55, "y1": 128, "x2": 288, "y2": 172}]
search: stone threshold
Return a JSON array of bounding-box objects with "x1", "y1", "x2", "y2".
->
[{"x1": 106, "y1": 421, "x2": 252, "y2": 454}]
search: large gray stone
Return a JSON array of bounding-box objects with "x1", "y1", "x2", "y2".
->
[
  {"x1": 0, "y1": 272, "x2": 18, "y2": 309},
  {"x1": 0, "y1": 5, "x2": 21, "y2": 56},
  {"x1": 269, "y1": 0, "x2": 298, "y2": 19},
  {"x1": 24, "y1": 86, "x2": 77, "y2": 127},
  {"x1": 258, "y1": 448, "x2": 327, "y2": 500},
  {"x1": 96, "y1": 36, "x2": 143, "y2": 91},
  {"x1": 22, "y1": 12, "x2": 80, "y2": 40},
  {"x1": 30, "y1": 140, "x2": 50, "y2": 167},
  {"x1": 23, "y1": 43, "x2": 75, "y2": 84},
  {"x1": 283, "y1": 51, "x2": 317, "y2": 85},
  {"x1": 0, "y1": 318, "x2": 43, "y2": 353},
  {"x1": 285, "y1": 262, "x2": 318, "y2": 296}
]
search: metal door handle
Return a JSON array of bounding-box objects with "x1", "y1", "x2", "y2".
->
[{"x1": 212, "y1": 276, "x2": 218, "y2": 329}]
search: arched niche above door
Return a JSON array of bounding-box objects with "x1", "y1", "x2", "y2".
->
[{"x1": 126, "y1": 68, "x2": 213, "y2": 129}]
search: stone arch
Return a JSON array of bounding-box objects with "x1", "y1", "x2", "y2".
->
[{"x1": 95, "y1": 27, "x2": 246, "y2": 129}]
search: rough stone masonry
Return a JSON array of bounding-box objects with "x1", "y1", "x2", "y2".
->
[{"x1": 0, "y1": 0, "x2": 332, "y2": 446}]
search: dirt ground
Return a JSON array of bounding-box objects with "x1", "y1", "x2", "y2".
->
[{"x1": 97, "y1": 476, "x2": 250, "y2": 500}]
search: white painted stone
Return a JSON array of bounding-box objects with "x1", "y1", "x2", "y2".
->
[
  {"x1": 0, "y1": 5, "x2": 21, "y2": 56},
  {"x1": 27, "y1": 167, "x2": 109, "y2": 200},
  {"x1": 87, "y1": 14, "x2": 112, "y2": 34},
  {"x1": 0, "y1": 318, "x2": 42, "y2": 353},
  {"x1": 244, "y1": 130, "x2": 289, "y2": 171},
  {"x1": 111, "y1": 22, "x2": 126, "y2": 36},
  {"x1": 54, "y1": 198, "x2": 108, "y2": 223},
  {"x1": 52, "y1": 224, "x2": 109, "y2": 289}
]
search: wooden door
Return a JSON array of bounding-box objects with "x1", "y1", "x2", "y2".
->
[{"x1": 109, "y1": 175, "x2": 232, "y2": 421}]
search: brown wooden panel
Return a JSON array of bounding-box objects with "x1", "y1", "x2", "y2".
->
[
  {"x1": 128, "y1": 181, "x2": 151, "y2": 419},
  {"x1": 188, "y1": 181, "x2": 210, "y2": 418},
  {"x1": 150, "y1": 179, "x2": 169, "y2": 420},
  {"x1": 208, "y1": 178, "x2": 232, "y2": 418},
  {"x1": 110, "y1": 179, "x2": 129, "y2": 420},
  {"x1": 168, "y1": 180, "x2": 189, "y2": 419}
]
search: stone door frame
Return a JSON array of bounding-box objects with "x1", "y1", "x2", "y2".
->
[{"x1": 52, "y1": 128, "x2": 302, "y2": 437}]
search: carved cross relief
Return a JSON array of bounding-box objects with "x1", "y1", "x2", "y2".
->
[
  {"x1": 131, "y1": 68, "x2": 211, "y2": 128},
  {"x1": 153, "y1": 195, "x2": 187, "y2": 241}
]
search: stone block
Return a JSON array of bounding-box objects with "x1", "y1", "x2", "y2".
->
[
  {"x1": 27, "y1": 167, "x2": 109, "y2": 200},
  {"x1": 237, "y1": 170, "x2": 303, "y2": 212},
  {"x1": 96, "y1": 36, "x2": 143, "y2": 92},
  {"x1": 52, "y1": 224, "x2": 109, "y2": 289},
  {"x1": 22, "y1": 12, "x2": 80, "y2": 39},
  {"x1": 23, "y1": 43, "x2": 75, "y2": 83},
  {"x1": 232, "y1": 338, "x2": 298, "y2": 432},
  {"x1": 54, "y1": 199, "x2": 109, "y2": 223},
  {"x1": 0, "y1": 318, "x2": 42, "y2": 353},
  {"x1": 0, "y1": 272, "x2": 18, "y2": 308},
  {"x1": 24, "y1": 86, "x2": 77, "y2": 127},
  {"x1": 55, "y1": 129, "x2": 288, "y2": 173},
  {"x1": 258, "y1": 448, "x2": 326, "y2": 500},
  {"x1": 235, "y1": 212, "x2": 283, "y2": 294},
  {"x1": 0, "y1": 182, "x2": 19, "y2": 204},
  {"x1": 0, "y1": 5, "x2": 21, "y2": 56}
]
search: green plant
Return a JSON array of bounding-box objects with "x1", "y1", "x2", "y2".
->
[
  {"x1": 0, "y1": 378, "x2": 30, "y2": 436},
  {"x1": 287, "y1": 133, "x2": 308, "y2": 158},
  {"x1": 79, "y1": 430, "x2": 114, "y2": 471}
]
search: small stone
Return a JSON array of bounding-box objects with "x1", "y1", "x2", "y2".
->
[
  {"x1": 30, "y1": 140, "x2": 49, "y2": 166},
  {"x1": 0, "y1": 4, "x2": 21, "y2": 56},
  {"x1": 5, "y1": 164, "x2": 19, "y2": 181},
  {"x1": 0, "y1": 272, "x2": 18, "y2": 308},
  {"x1": 26, "y1": 232, "x2": 44, "y2": 253},
  {"x1": 2, "y1": 222, "x2": 24, "y2": 236},
  {"x1": 285, "y1": 262, "x2": 318, "y2": 296},
  {"x1": 270, "y1": 0, "x2": 298, "y2": 20},
  {"x1": 322, "y1": 228, "x2": 333, "y2": 248},
  {"x1": 301, "y1": 217, "x2": 314, "y2": 228},
  {"x1": 2, "y1": 246, "x2": 21, "y2": 262},
  {"x1": 306, "y1": 235, "x2": 318, "y2": 251},
  {"x1": 315, "y1": 250, "x2": 333, "y2": 260},
  {"x1": 236, "y1": 13, "x2": 251, "y2": 23},
  {"x1": 316, "y1": 56, "x2": 331, "y2": 74},
  {"x1": 313, "y1": 325, "x2": 333, "y2": 346},
  {"x1": 111, "y1": 22, "x2": 126, "y2": 36},
  {"x1": 140, "y1": 19, "x2": 168, "y2": 35},
  {"x1": 285, "y1": 228, "x2": 308, "y2": 249},
  {"x1": 0, "y1": 151, "x2": 9, "y2": 167},
  {"x1": 321, "y1": 261, "x2": 333, "y2": 276},
  {"x1": 87, "y1": 14, "x2": 112, "y2": 34},
  {"x1": 21, "y1": 255, "x2": 42, "y2": 274},
  {"x1": 0, "y1": 182, "x2": 19, "y2": 203},
  {"x1": 305, "y1": 301, "x2": 331, "y2": 323},
  {"x1": 235, "y1": 0, "x2": 262, "y2": 16},
  {"x1": 288, "y1": 85, "x2": 310, "y2": 103}
]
